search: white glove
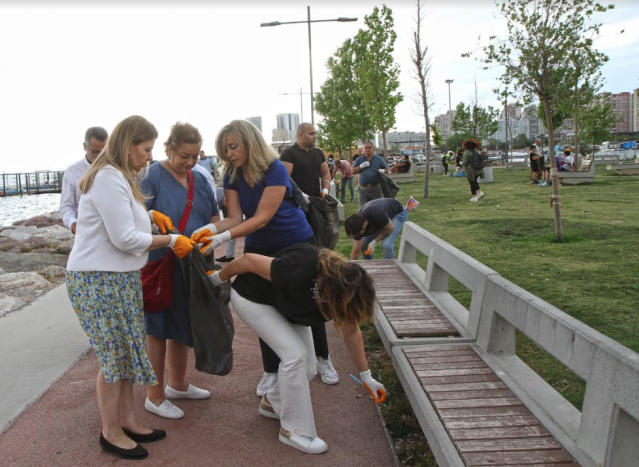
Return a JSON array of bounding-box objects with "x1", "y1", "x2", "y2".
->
[
  {"x1": 359, "y1": 161, "x2": 370, "y2": 169},
  {"x1": 191, "y1": 223, "x2": 217, "y2": 241},
  {"x1": 198, "y1": 230, "x2": 232, "y2": 256},
  {"x1": 329, "y1": 180, "x2": 335, "y2": 187},
  {"x1": 207, "y1": 270, "x2": 228, "y2": 287},
  {"x1": 302, "y1": 192, "x2": 310, "y2": 203},
  {"x1": 378, "y1": 168, "x2": 386, "y2": 173},
  {"x1": 359, "y1": 369, "x2": 387, "y2": 402},
  {"x1": 321, "y1": 188, "x2": 329, "y2": 198},
  {"x1": 364, "y1": 239, "x2": 377, "y2": 256}
]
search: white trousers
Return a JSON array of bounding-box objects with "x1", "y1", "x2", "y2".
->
[{"x1": 230, "y1": 290, "x2": 317, "y2": 437}]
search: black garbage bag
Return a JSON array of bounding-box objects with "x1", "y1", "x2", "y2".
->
[
  {"x1": 177, "y1": 248, "x2": 234, "y2": 376},
  {"x1": 378, "y1": 172, "x2": 400, "y2": 199},
  {"x1": 307, "y1": 195, "x2": 340, "y2": 250}
]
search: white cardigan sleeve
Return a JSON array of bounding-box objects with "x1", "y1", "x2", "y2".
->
[{"x1": 91, "y1": 169, "x2": 153, "y2": 256}]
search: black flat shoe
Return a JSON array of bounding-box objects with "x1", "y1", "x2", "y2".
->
[
  {"x1": 216, "y1": 255, "x2": 235, "y2": 262},
  {"x1": 123, "y1": 427, "x2": 166, "y2": 443},
  {"x1": 99, "y1": 434, "x2": 148, "y2": 460}
]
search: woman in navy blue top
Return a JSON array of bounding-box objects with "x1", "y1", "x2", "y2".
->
[{"x1": 192, "y1": 120, "x2": 313, "y2": 256}]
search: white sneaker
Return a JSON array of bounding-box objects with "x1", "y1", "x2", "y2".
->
[
  {"x1": 477, "y1": 192, "x2": 484, "y2": 199},
  {"x1": 258, "y1": 395, "x2": 280, "y2": 420},
  {"x1": 256, "y1": 372, "x2": 278, "y2": 397},
  {"x1": 165, "y1": 383, "x2": 210, "y2": 400},
  {"x1": 279, "y1": 428, "x2": 328, "y2": 454},
  {"x1": 470, "y1": 197, "x2": 478, "y2": 203},
  {"x1": 145, "y1": 398, "x2": 184, "y2": 420},
  {"x1": 317, "y1": 356, "x2": 339, "y2": 385}
]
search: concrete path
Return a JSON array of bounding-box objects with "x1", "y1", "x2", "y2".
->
[{"x1": 0, "y1": 244, "x2": 396, "y2": 466}]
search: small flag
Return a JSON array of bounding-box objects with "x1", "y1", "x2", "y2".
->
[{"x1": 405, "y1": 196, "x2": 420, "y2": 212}]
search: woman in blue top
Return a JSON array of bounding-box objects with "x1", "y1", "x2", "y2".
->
[
  {"x1": 191, "y1": 120, "x2": 314, "y2": 396},
  {"x1": 141, "y1": 122, "x2": 219, "y2": 421},
  {"x1": 192, "y1": 120, "x2": 313, "y2": 256}
]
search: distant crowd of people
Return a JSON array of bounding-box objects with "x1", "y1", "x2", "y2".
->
[{"x1": 60, "y1": 120, "x2": 397, "y2": 460}]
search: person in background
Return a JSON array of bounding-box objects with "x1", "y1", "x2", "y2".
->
[
  {"x1": 390, "y1": 154, "x2": 411, "y2": 173},
  {"x1": 462, "y1": 139, "x2": 485, "y2": 202},
  {"x1": 190, "y1": 120, "x2": 315, "y2": 398},
  {"x1": 326, "y1": 154, "x2": 335, "y2": 180},
  {"x1": 208, "y1": 244, "x2": 386, "y2": 454},
  {"x1": 529, "y1": 145, "x2": 540, "y2": 185},
  {"x1": 192, "y1": 161, "x2": 217, "y2": 200},
  {"x1": 345, "y1": 197, "x2": 408, "y2": 260},
  {"x1": 60, "y1": 127, "x2": 108, "y2": 234},
  {"x1": 141, "y1": 122, "x2": 219, "y2": 420},
  {"x1": 66, "y1": 115, "x2": 196, "y2": 460},
  {"x1": 197, "y1": 150, "x2": 217, "y2": 182},
  {"x1": 352, "y1": 141, "x2": 388, "y2": 208},
  {"x1": 455, "y1": 147, "x2": 463, "y2": 174},
  {"x1": 334, "y1": 159, "x2": 354, "y2": 203},
  {"x1": 442, "y1": 151, "x2": 451, "y2": 176},
  {"x1": 562, "y1": 149, "x2": 575, "y2": 171}
]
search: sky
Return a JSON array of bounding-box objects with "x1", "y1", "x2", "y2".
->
[{"x1": 0, "y1": 0, "x2": 637, "y2": 173}]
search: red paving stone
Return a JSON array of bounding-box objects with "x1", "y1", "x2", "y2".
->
[{"x1": 0, "y1": 239, "x2": 396, "y2": 467}]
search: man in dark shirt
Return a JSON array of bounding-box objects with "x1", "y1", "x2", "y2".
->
[
  {"x1": 345, "y1": 198, "x2": 408, "y2": 260},
  {"x1": 280, "y1": 123, "x2": 331, "y2": 198},
  {"x1": 390, "y1": 155, "x2": 411, "y2": 173},
  {"x1": 274, "y1": 122, "x2": 337, "y2": 386}
]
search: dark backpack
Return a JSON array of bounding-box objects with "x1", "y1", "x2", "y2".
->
[
  {"x1": 307, "y1": 195, "x2": 340, "y2": 250},
  {"x1": 472, "y1": 150, "x2": 484, "y2": 170}
]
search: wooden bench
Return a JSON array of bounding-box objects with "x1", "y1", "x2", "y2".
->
[
  {"x1": 558, "y1": 158, "x2": 595, "y2": 185},
  {"x1": 358, "y1": 222, "x2": 639, "y2": 467},
  {"x1": 606, "y1": 163, "x2": 639, "y2": 176},
  {"x1": 388, "y1": 163, "x2": 415, "y2": 183}
]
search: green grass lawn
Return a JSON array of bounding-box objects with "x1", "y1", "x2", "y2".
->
[{"x1": 334, "y1": 166, "x2": 639, "y2": 465}]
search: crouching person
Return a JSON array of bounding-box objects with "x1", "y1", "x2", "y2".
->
[
  {"x1": 207, "y1": 244, "x2": 386, "y2": 454},
  {"x1": 345, "y1": 198, "x2": 408, "y2": 260}
]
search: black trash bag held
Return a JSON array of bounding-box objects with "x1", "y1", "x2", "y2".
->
[
  {"x1": 377, "y1": 172, "x2": 400, "y2": 199},
  {"x1": 178, "y1": 248, "x2": 234, "y2": 376},
  {"x1": 307, "y1": 195, "x2": 340, "y2": 250}
]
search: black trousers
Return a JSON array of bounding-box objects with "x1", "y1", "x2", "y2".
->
[
  {"x1": 468, "y1": 176, "x2": 480, "y2": 195},
  {"x1": 244, "y1": 236, "x2": 329, "y2": 373}
]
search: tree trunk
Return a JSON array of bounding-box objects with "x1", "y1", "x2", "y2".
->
[
  {"x1": 543, "y1": 97, "x2": 564, "y2": 242},
  {"x1": 382, "y1": 130, "x2": 388, "y2": 159}
]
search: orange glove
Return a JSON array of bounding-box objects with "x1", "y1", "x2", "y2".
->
[
  {"x1": 191, "y1": 223, "x2": 217, "y2": 242},
  {"x1": 364, "y1": 239, "x2": 377, "y2": 256},
  {"x1": 169, "y1": 234, "x2": 196, "y2": 258},
  {"x1": 148, "y1": 210, "x2": 175, "y2": 234}
]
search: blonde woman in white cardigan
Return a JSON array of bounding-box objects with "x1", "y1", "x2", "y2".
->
[{"x1": 66, "y1": 116, "x2": 195, "y2": 461}]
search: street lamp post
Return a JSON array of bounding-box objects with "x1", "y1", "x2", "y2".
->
[
  {"x1": 261, "y1": 7, "x2": 357, "y2": 125},
  {"x1": 445, "y1": 79, "x2": 454, "y2": 140},
  {"x1": 280, "y1": 88, "x2": 317, "y2": 122}
]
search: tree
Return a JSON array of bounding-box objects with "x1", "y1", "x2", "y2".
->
[
  {"x1": 315, "y1": 39, "x2": 373, "y2": 155},
  {"x1": 354, "y1": 5, "x2": 403, "y2": 157},
  {"x1": 512, "y1": 133, "x2": 530, "y2": 149},
  {"x1": 451, "y1": 101, "x2": 499, "y2": 142},
  {"x1": 480, "y1": 0, "x2": 613, "y2": 242},
  {"x1": 409, "y1": 0, "x2": 434, "y2": 198},
  {"x1": 581, "y1": 99, "x2": 618, "y2": 155},
  {"x1": 431, "y1": 124, "x2": 443, "y2": 148},
  {"x1": 445, "y1": 133, "x2": 466, "y2": 152}
]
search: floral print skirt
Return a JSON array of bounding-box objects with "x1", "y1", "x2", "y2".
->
[{"x1": 66, "y1": 270, "x2": 157, "y2": 385}]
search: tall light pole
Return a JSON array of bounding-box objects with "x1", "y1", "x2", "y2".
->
[
  {"x1": 261, "y1": 7, "x2": 357, "y2": 125},
  {"x1": 280, "y1": 88, "x2": 316, "y2": 122},
  {"x1": 445, "y1": 79, "x2": 454, "y2": 139}
]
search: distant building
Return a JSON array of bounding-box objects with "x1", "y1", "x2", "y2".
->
[
  {"x1": 605, "y1": 92, "x2": 635, "y2": 133},
  {"x1": 434, "y1": 110, "x2": 455, "y2": 141},
  {"x1": 274, "y1": 113, "x2": 300, "y2": 141},
  {"x1": 246, "y1": 116, "x2": 262, "y2": 133},
  {"x1": 522, "y1": 105, "x2": 545, "y2": 140}
]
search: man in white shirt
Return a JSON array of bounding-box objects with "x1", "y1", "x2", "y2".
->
[{"x1": 59, "y1": 127, "x2": 108, "y2": 234}]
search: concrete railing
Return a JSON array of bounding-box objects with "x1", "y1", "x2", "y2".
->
[{"x1": 394, "y1": 221, "x2": 639, "y2": 467}]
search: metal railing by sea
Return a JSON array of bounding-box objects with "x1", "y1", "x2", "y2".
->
[{"x1": 1, "y1": 171, "x2": 64, "y2": 197}]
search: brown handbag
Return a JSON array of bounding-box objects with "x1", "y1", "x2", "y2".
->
[{"x1": 141, "y1": 171, "x2": 194, "y2": 313}]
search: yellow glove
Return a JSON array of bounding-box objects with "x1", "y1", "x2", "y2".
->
[
  {"x1": 169, "y1": 234, "x2": 196, "y2": 258},
  {"x1": 148, "y1": 210, "x2": 175, "y2": 234}
]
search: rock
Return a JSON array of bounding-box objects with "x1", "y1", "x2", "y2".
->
[
  {"x1": 0, "y1": 240, "x2": 21, "y2": 252},
  {"x1": 12, "y1": 220, "x2": 25, "y2": 226},
  {"x1": 0, "y1": 266, "x2": 4, "y2": 273},
  {"x1": 0, "y1": 251, "x2": 68, "y2": 273},
  {"x1": 0, "y1": 271, "x2": 51, "y2": 293},
  {"x1": 40, "y1": 265, "x2": 66, "y2": 278},
  {"x1": 50, "y1": 211, "x2": 61, "y2": 222},
  {"x1": 23, "y1": 215, "x2": 52, "y2": 227},
  {"x1": 0, "y1": 225, "x2": 39, "y2": 241},
  {"x1": 0, "y1": 294, "x2": 27, "y2": 317}
]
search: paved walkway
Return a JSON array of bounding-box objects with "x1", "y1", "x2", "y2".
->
[{"x1": 0, "y1": 242, "x2": 396, "y2": 466}]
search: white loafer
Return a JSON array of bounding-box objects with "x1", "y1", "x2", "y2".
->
[
  {"x1": 144, "y1": 398, "x2": 184, "y2": 420},
  {"x1": 279, "y1": 428, "x2": 328, "y2": 454},
  {"x1": 165, "y1": 383, "x2": 210, "y2": 400}
]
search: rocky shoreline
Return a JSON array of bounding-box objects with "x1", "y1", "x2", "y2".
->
[{"x1": 0, "y1": 212, "x2": 71, "y2": 317}]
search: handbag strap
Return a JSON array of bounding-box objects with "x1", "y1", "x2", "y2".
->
[{"x1": 177, "y1": 171, "x2": 194, "y2": 234}]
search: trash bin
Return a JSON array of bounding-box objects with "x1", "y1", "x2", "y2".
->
[{"x1": 480, "y1": 167, "x2": 493, "y2": 183}]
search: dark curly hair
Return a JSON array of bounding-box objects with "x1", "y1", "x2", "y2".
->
[{"x1": 462, "y1": 139, "x2": 481, "y2": 150}]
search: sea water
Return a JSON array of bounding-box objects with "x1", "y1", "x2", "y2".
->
[{"x1": 0, "y1": 193, "x2": 61, "y2": 226}]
